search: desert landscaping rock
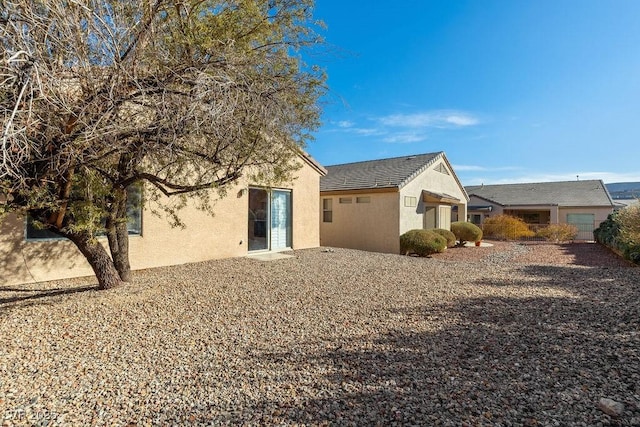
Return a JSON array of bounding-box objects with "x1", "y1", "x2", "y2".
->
[
  {"x1": 1, "y1": 242, "x2": 639, "y2": 425},
  {"x1": 598, "y1": 397, "x2": 625, "y2": 418}
]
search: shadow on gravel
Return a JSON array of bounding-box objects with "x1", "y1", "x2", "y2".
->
[
  {"x1": 0, "y1": 285, "x2": 98, "y2": 313},
  {"x1": 519, "y1": 242, "x2": 633, "y2": 268},
  {"x1": 198, "y1": 264, "x2": 640, "y2": 425}
]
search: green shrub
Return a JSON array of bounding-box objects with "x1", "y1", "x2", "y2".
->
[
  {"x1": 536, "y1": 223, "x2": 578, "y2": 242},
  {"x1": 624, "y1": 244, "x2": 640, "y2": 263},
  {"x1": 482, "y1": 214, "x2": 535, "y2": 240},
  {"x1": 594, "y1": 212, "x2": 624, "y2": 250},
  {"x1": 400, "y1": 229, "x2": 447, "y2": 256},
  {"x1": 431, "y1": 228, "x2": 456, "y2": 247},
  {"x1": 450, "y1": 221, "x2": 483, "y2": 246}
]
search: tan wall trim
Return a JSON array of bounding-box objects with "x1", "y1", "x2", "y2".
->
[{"x1": 321, "y1": 187, "x2": 399, "y2": 196}]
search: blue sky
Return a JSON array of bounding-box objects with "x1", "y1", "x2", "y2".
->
[{"x1": 306, "y1": 1, "x2": 640, "y2": 185}]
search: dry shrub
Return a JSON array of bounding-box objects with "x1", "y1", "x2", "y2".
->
[
  {"x1": 482, "y1": 215, "x2": 534, "y2": 240},
  {"x1": 536, "y1": 223, "x2": 578, "y2": 242},
  {"x1": 617, "y1": 203, "x2": 640, "y2": 245}
]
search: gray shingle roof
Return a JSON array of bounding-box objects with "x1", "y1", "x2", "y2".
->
[
  {"x1": 466, "y1": 180, "x2": 615, "y2": 207},
  {"x1": 320, "y1": 152, "x2": 443, "y2": 192}
]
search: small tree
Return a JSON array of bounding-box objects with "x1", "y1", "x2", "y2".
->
[
  {"x1": 400, "y1": 229, "x2": 446, "y2": 256},
  {"x1": 450, "y1": 221, "x2": 483, "y2": 246},
  {"x1": 536, "y1": 223, "x2": 578, "y2": 243},
  {"x1": 0, "y1": 0, "x2": 326, "y2": 289},
  {"x1": 482, "y1": 214, "x2": 535, "y2": 240}
]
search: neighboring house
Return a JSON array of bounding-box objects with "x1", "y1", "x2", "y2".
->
[
  {"x1": 320, "y1": 152, "x2": 468, "y2": 254},
  {"x1": 1, "y1": 153, "x2": 326, "y2": 286},
  {"x1": 466, "y1": 180, "x2": 615, "y2": 240}
]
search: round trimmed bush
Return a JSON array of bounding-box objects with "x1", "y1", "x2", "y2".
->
[
  {"x1": 450, "y1": 221, "x2": 483, "y2": 245},
  {"x1": 400, "y1": 229, "x2": 447, "y2": 256},
  {"x1": 432, "y1": 228, "x2": 456, "y2": 247}
]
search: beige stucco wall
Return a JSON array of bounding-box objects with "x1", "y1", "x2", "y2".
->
[
  {"x1": 290, "y1": 160, "x2": 322, "y2": 250},
  {"x1": 399, "y1": 161, "x2": 468, "y2": 234},
  {"x1": 319, "y1": 191, "x2": 400, "y2": 254},
  {"x1": 1, "y1": 159, "x2": 322, "y2": 286}
]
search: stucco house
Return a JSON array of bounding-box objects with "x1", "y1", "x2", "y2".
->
[
  {"x1": 465, "y1": 180, "x2": 615, "y2": 240},
  {"x1": 320, "y1": 152, "x2": 468, "y2": 254},
  {"x1": 1, "y1": 154, "x2": 326, "y2": 286}
]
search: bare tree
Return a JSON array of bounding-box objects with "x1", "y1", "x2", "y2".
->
[{"x1": 0, "y1": 0, "x2": 325, "y2": 289}]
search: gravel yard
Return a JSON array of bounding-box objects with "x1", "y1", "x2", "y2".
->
[{"x1": 1, "y1": 242, "x2": 639, "y2": 426}]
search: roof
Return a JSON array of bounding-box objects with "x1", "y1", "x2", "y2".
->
[
  {"x1": 466, "y1": 180, "x2": 615, "y2": 207},
  {"x1": 298, "y1": 149, "x2": 327, "y2": 176},
  {"x1": 320, "y1": 152, "x2": 444, "y2": 192}
]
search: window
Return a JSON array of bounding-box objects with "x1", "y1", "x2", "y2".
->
[
  {"x1": 126, "y1": 184, "x2": 142, "y2": 235},
  {"x1": 322, "y1": 198, "x2": 333, "y2": 223},
  {"x1": 25, "y1": 216, "x2": 61, "y2": 240},
  {"x1": 339, "y1": 197, "x2": 352, "y2": 204},
  {"x1": 356, "y1": 196, "x2": 370, "y2": 204},
  {"x1": 404, "y1": 196, "x2": 417, "y2": 207},
  {"x1": 26, "y1": 186, "x2": 143, "y2": 240},
  {"x1": 469, "y1": 214, "x2": 482, "y2": 225}
]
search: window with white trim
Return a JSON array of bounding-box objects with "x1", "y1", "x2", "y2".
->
[
  {"x1": 322, "y1": 198, "x2": 333, "y2": 223},
  {"x1": 404, "y1": 196, "x2": 417, "y2": 207}
]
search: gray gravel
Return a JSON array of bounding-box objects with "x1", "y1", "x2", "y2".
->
[{"x1": 1, "y1": 243, "x2": 639, "y2": 426}]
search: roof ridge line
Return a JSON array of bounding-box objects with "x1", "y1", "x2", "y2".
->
[
  {"x1": 398, "y1": 152, "x2": 443, "y2": 189},
  {"x1": 324, "y1": 151, "x2": 442, "y2": 168}
]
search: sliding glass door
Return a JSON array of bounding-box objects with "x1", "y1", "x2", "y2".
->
[{"x1": 248, "y1": 188, "x2": 291, "y2": 251}]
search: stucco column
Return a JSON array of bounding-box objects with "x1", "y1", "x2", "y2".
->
[
  {"x1": 458, "y1": 203, "x2": 467, "y2": 223},
  {"x1": 550, "y1": 205, "x2": 560, "y2": 224}
]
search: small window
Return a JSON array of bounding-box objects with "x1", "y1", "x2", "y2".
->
[
  {"x1": 322, "y1": 198, "x2": 333, "y2": 223},
  {"x1": 404, "y1": 196, "x2": 417, "y2": 207},
  {"x1": 468, "y1": 214, "x2": 482, "y2": 225},
  {"x1": 356, "y1": 196, "x2": 370, "y2": 204},
  {"x1": 339, "y1": 197, "x2": 352, "y2": 204},
  {"x1": 26, "y1": 216, "x2": 62, "y2": 240},
  {"x1": 126, "y1": 185, "x2": 143, "y2": 235}
]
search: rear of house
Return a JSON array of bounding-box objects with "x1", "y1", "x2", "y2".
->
[
  {"x1": 320, "y1": 152, "x2": 468, "y2": 254},
  {"x1": 1, "y1": 155, "x2": 325, "y2": 286},
  {"x1": 466, "y1": 180, "x2": 615, "y2": 240}
]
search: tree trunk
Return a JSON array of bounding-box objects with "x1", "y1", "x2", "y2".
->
[
  {"x1": 66, "y1": 231, "x2": 124, "y2": 290},
  {"x1": 106, "y1": 187, "x2": 132, "y2": 282}
]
